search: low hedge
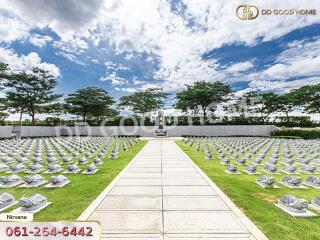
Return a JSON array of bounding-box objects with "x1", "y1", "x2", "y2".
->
[
  {"x1": 270, "y1": 135, "x2": 302, "y2": 140},
  {"x1": 271, "y1": 129, "x2": 320, "y2": 139},
  {"x1": 181, "y1": 135, "x2": 266, "y2": 138}
]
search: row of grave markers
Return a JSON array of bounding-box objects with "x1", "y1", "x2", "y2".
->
[
  {"x1": 183, "y1": 137, "x2": 320, "y2": 217},
  {"x1": 0, "y1": 136, "x2": 140, "y2": 215}
]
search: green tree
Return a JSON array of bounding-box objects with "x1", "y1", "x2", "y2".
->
[
  {"x1": 45, "y1": 117, "x2": 61, "y2": 126},
  {"x1": 277, "y1": 92, "x2": 297, "y2": 121},
  {"x1": 0, "y1": 63, "x2": 11, "y2": 107},
  {"x1": 3, "y1": 67, "x2": 62, "y2": 125},
  {"x1": 249, "y1": 91, "x2": 280, "y2": 122},
  {"x1": 43, "y1": 103, "x2": 66, "y2": 117},
  {"x1": 175, "y1": 81, "x2": 233, "y2": 117},
  {"x1": 225, "y1": 91, "x2": 258, "y2": 118},
  {"x1": 1, "y1": 93, "x2": 29, "y2": 124},
  {"x1": 119, "y1": 88, "x2": 168, "y2": 116},
  {"x1": 0, "y1": 62, "x2": 10, "y2": 80},
  {"x1": 41, "y1": 103, "x2": 67, "y2": 125},
  {"x1": 290, "y1": 84, "x2": 320, "y2": 114},
  {"x1": 0, "y1": 112, "x2": 9, "y2": 125},
  {"x1": 65, "y1": 87, "x2": 115, "y2": 122}
]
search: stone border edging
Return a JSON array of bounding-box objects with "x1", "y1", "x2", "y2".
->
[
  {"x1": 77, "y1": 141, "x2": 150, "y2": 220},
  {"x1": 174, "y1": 141, "x2": 269, "y2": 240}
]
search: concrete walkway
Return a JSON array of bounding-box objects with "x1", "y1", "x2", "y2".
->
[{"x1": 79, "y1": 140, "x2": 267, "y2": 240}]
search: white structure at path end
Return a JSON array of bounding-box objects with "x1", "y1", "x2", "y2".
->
[
  {"x1": 79, "y1": 140, "x2": 268, "y2": 240},
  {"x1": 0, "y1": 125, "x2": 279, "y2": 138}
]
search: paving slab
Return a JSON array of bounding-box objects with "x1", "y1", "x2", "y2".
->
[
  {"x1": 123, "y1": 172, "x2": 162, "y2": 179},
  {"x1": 162, "y1": 173, "x2": 201, "y2": 178},
  {"x1": 79, "y1": 140, "x2": 267, "y2": 240},
  {"x1": 101, "y1": 234, "x2": 162, "y2": 240},
  {"x1": 164, "y1": 211, "x2": 247, "y2": 234},
  {"x1": 164, "y1": 234, "x2": 254, "y2": 240},
  {"x1": 128, "y1": 167, "x2": 161, "y2": 173},
  {"x1": 109, "y1": 186, "x2": 162, "y2": 196},
  {"x1": 91, "y1": 211, "x2": 162, "y2": 234},
  {"x1": 162, "y1": 164, "x2": 193, "y2": 167},
  {"x1": 131, "y1": 164, "x2": 162, "y2": 168},
  {"x1": 102, "y1": 234, "x2": 253, "y2": 240},
  {"x1": 164, "y1": 196, "x2": 229, "y2": 211},
  {"x1": 162, "y1": 167, "x2": 197, "y2": 173},
  {"x1": 97, "y1": 196, "x2": 161, "y2": 211},
  {"x1": 162, "y1": 177, "x2": 208, "y2": 186},
  {"x1": 117, "y1": 178, "x2": 162, "y2": 186},
  {"x1": 163, "y1": 186, "x2": 218, "y2": 196}
]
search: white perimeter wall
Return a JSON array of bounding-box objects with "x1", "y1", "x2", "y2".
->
[
  {"x1": 0, "y1": 126, "x2": 14, "y2": 138},
  {"x1": 0, "y1": 125, "x2": 280, "y2": 138}
]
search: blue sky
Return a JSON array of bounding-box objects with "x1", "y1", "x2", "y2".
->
[{"x1": 0, "y1": 0, "x2": 319, "y2": 111}]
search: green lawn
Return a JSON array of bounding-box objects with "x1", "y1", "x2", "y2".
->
[
  {"x1": 176, "y1": 140, "x2": 320, "y2": 240},
  {"x1": 0, "y1": 140, "x2": 147, "y2": 221}
]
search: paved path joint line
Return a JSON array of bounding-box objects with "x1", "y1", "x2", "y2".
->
[{"x1": 79, "y1": 140, "x2": 268, "y2": 240}]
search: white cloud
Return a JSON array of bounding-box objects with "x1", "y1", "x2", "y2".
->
[
  {"x1": 105, "y1": 61, "x2": 129, "y2": 71},
  {"x1": 249, "y1": 76, "x2": 320, "y2": 93},
  {"x1": 56, "y1": 51, "x2": 86, "y2": 66},
  {"x1": 1, "y1": 0, "x2": 320, "y2": 92},
  {"x1": 0, "y1": 48, "x2": 60, "y2": 78},
  {"x1": 0, "y1": 10, "x2": 30, "y2": 42},
  {"x1": 0, "y1": 1, "x2": 94, "y2": 58},
  {"x1": 2, "y1": 0, "x2": 320, "y2": 53},
  {"x1": 226, "y1": 61, "x2": 254, "y2": 73},
  {"x1": 93, "y1": 0, "x2": 320, "y2": 91},
  {"x1": 52, "y1": 37, "x2": 88, "y2": 54},
  {"x1": 132, "y1": 78, "x2": 146, "y2": 85},
  {"x1": 91, "y1": 59, "x2": 100, "y2": 64},
  {"x1": 125, "y1": 53, "x2": 134, "y2": 60},
  {"x1": 115, "y1": 87, "x2": 137, "y2": 93},
  {"x1": 52, "y1": 37, "x2": 89, "y2": 63},
  {"x1": 1, "y1": 0, "x2": 104, "y2": 40},
  {"x1": 125, "y1": 87, "x2": 137, "y2": 93},
  {"x1": 234, "y1": 88, "x2": 253, "y2": 98},
  {"x1": 260, "y1": 38, "x2": 320, "y2": 81},
  {"x1": 239, "y1": 38, "x2": 320, "y2": 92},
  {"x1": 140, "y1": 82, "x2": 165, "y2": 91},
  {"x1": 99, "y1": 71, "x2": 126, "y2": 85},
  {"x1": 29, "y1": 34, "x2": 52, "y2": 47}
]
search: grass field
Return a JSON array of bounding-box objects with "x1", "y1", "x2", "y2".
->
[
  {"x1": 176, "y1": 140, "x2": 320, "y2": 240},
  {"x1": 0, "y1": 140, "x2": 147, "y2": 221}
]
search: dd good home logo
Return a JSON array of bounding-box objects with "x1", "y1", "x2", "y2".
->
[
  {"x1": 236, "y1": 4, "x2": 317, "y2": 20},
  {"x1": 236, "y1": 4, "x2": 259, "y2": 20}
]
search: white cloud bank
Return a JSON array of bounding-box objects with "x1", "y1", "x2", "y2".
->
[
  {"x1": 246, "y1": 38, "x2": 320, "y2": 92},
  {"x1": 1, "y1": 0, "x2": 104, "y2": 40},
  {"x1": 0, "y1": 0, "x2": 319, "y2": 91},
  {"x1": 0, "y1": 48, "x2": 60, "y2": 78},
  {"x1": 29, "y1": 34, "x2": 53, "y2": 47},
  {"x1": 93, "y1": 0, "x2": 320, "y2": 91}
]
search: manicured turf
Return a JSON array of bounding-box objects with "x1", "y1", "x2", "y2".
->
[
  {"x1": 0, "y1": 140, "x2": 147, "y2": 221},
  {"x1": 176, "y1": 140, "x2": 320, "y2": 240}
]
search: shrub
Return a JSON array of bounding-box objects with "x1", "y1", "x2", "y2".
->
[
  {"x1": 274, "y1": 116, "x2": 316, "y2": 128},
  {"x1": 271, "y1": 129, "x2": 320, "y2": 139},
  {"x1": 271, "y1": 135, "x2": 302, "y2": 140},
  {"x1": 222, "y1": 116, "x2": 265, "y2": 125}
]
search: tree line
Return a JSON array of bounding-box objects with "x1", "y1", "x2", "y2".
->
[
  {"x1": 0, "y1": 62, "x2": 319, "y2": 126},
  {"x1": 175, "y1": 81, "x2": 319, "y2": 124}
]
